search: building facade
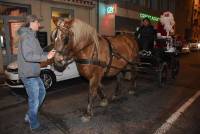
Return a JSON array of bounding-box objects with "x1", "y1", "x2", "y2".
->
[
  {"x1": 98, "y1": 0, "x2": 176, "y2": 36},
  {"x1": 1, "y1": 0, "x2": 191, "y2": 67},
  {"x1": 191, "y1": 0, "x2": 200, "y2": 41},
  {"x1": 0, "y1": 0, "x2": 97, "y2": 65}
]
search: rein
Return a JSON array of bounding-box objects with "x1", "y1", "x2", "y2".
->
[
  {"x1": 54, "y1": 26, "x2": 135, "y2": 74},
  {"x1": 74, "y1": 37, "x2": 135, "y2": 74}
]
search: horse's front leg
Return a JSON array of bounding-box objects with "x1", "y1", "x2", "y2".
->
[
  {"x1": 98, "y1": 83, "x2": 108, "y2": 107},
  {"x1": 81, "y1": 76, "x2": 99, "y2": 122}
]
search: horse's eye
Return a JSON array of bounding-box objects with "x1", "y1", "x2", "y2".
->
[{"x1": 64, "y1": 36, "x2": 69, "y2": 45}]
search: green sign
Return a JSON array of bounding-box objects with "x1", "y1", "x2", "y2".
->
[{"x1": 139, "y1": 13, "x2": 159, "y2": 22}]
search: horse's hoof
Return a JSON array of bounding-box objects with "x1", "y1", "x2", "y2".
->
[
  {"x1": 100, "y1": 99, "x2": 108, "y2": 107},
  {"x1": 81, "y1": 115, "x2": 91, "y2": 123},
  {"x1": 112, "y1": 95, "x2": 119, "y2": 101},
  {"x1": 128, "y1": 90, "x2": 135, "y2": 95},
  {"x1": 124, "y1": 72, "x2": 132, "y2": 80}
]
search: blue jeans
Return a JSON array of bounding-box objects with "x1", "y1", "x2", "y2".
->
[{"x1": 21, "y1": 77, "x2": 46, "y2": 129}]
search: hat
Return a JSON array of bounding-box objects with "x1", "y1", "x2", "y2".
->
[
  {"x1": 143, "y1": 17, "x2": 150, "y2": 22},
  {"x1": 25, "y1": 15, "x2": 42, "y2": 24}
]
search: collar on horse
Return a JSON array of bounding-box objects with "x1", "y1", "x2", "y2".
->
[{"x1": 73, "y1": 36, "x2": 135, "y2": 76}]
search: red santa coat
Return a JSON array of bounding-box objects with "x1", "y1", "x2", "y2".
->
[
  {"x1": 155, "y1": 22, "x2": 167, "y2": 48},
  {"x1": 156, "y1": 22, "x2": 167, "y2": 36}
]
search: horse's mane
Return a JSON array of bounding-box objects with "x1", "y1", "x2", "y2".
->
[{"x1": 70, "y1": 19, "x2": 99, "y2": 58}]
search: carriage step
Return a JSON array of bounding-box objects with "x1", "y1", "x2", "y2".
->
[{"x1": 137, "y1": 62, "x2": 152, "y2": 66}]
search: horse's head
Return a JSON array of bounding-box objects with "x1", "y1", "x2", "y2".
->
[{"x1": 51, "y1": 17, "x2": 74, "y2": 72}]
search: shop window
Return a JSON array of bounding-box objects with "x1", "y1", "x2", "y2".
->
[{"x1": 0, "y1": 2, "x2": 30, "y2": 55}]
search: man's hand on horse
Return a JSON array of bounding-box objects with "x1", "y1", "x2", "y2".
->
[{"x1": 47, "y1": 49, "x2": 56, "y2": 59}]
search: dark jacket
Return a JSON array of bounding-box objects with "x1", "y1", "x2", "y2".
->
[
  {"x1": 135, "y1": 25, "x2": 156, "y2": 50},
  {"x1": 17, "y1": 27, "x2": 48, "y2": 78}
]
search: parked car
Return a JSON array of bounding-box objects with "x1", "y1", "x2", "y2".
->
[
  {"x1": 181, "y1": 42, "x2": 190, "y2": 54},
  {"x1": 5, "y1": 45, "x2": 79, "y2": 89},
  {"x1": 189, "y1": 40, "x2": 200, "y2": 51}
]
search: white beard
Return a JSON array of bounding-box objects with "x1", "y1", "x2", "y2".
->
[{"x1": 160, "y1": 12, "x2": 175, "y2": 33}]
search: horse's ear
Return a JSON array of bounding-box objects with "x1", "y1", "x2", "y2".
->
[{"x1": 52, "y1": 17, "x2": 59, "y2": 26}]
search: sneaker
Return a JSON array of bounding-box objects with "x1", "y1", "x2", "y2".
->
[
  {"x1": 31, "y1": 124, "x2": 48, "y2": 133},
  {"x1": 24, "y1": 114, "x2": 30, "y2": 123}
]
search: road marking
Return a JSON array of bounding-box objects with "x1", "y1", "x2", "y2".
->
[{"x1": 153, "y1": 90, "x2": 200, "y2": 134}]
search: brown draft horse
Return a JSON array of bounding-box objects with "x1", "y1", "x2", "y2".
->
[{"x1": 52, "y1": 17, "x2": 139, "y2": 122}]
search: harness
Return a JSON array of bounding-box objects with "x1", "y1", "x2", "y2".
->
[{"x1": 54, "y1": 27, "x2": 135, "y2": 76}]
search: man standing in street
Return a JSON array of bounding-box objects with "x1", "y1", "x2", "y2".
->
[{"x1": 17, "y1": 15, "x2": 55, "y2": 130}]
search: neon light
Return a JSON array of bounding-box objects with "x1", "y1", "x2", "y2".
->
[
  {"x1": 107, "y1": 6, "x2": 114, "y2": 14},
  {"x1": 139, "y1": 13, "x2": 160, "y2": 22},
  {"x1": 106, "y1": 4, "x2": 117, "y2": 14}
]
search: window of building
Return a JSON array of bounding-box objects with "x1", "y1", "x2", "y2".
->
[
  {"x1": 139, "y1": 0, "x2": 146, "y2": 7},
  {"x1": 151, "y1": 0, "x2": 158, "y2": 10},
  {"x1": 169, "y1": 0, "x2": 175, "y2": 12},
  {"x1": 132, "y1": 0, "x2": 139, "y2": 5},
  {"x1": 160, "y1": 0, "x2": 167, "y2": 10},
  {"x1": 147, "y1": 0, "x2": 157, "y2": 9},
  {"x1": 0, "y1": 2, "x2": 30, "y2": 16}
]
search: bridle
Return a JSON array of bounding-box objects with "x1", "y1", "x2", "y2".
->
[{"x1": 53, "y1": 25, "x2": 95, "y2": 66}]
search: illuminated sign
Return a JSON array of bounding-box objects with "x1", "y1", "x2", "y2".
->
[
  {"x1": 107, "y1": 6, "x2": 114, "y2": 14},
  {"x1": 106, "y1": 4, "x2": 117, "y2": 14},
  {"x1": 139, "y1": 13, "x2": 159, "y2": 22}
]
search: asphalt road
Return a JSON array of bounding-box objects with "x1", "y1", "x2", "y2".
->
[{"x1": 0, "y1": 52, "x2": 200, "y2": 134}]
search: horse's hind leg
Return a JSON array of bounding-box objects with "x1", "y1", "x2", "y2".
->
[
  {"x1": 112, "y1": 72, "x2": 123, "y2": 100},
  {"x1": 98, "y1": 83, "x2": 108, "y2": 107},
  {"x1": 129, "y1": 65, "x2": 137, "y2": 95}
]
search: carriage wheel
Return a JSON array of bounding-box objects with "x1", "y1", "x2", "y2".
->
[
  {"x1": 158, "y1": 62, "x2": 168, "y2": 87},
  {"x1": 171, "y1": 58, "x2": 180, "y2": 79},
  {"x1": 40, "y1": 70, "x2": 56, "y2": 90}
]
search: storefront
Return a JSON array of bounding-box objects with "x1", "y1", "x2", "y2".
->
[{"x1": 0, "y1": 0, "x2": 97, "y2": 65}]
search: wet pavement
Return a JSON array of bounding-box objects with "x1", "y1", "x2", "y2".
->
[{"x1": 0, "y1": 52, "x2": 200, "y2": 134}]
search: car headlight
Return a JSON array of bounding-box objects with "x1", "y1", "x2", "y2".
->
[{"x1": 198, "y1": 43, "x2": 200, "y2": 48}]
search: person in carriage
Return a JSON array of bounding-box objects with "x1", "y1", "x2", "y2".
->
[
  {"x1": 135, "y1": 17, "x2": 157, "y2": 56},
  {"x1": 155, "y1": 11, "x2": 176, "y2": 52}
]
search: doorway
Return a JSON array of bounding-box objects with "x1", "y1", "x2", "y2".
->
[{"x1": 0, "y1": 2, "x2": 30, "y2": 65}]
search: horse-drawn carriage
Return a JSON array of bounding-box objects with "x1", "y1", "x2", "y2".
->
[
  {"x1": 136, "y1": 36, "x2": 180, "y2": 87},
  {"x1": 51, "y1": 11, "x2": 179, "y2": 121}
]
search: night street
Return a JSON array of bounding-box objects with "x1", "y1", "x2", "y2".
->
[
  {"x1": 0, "y1": 52, "x2": 199, "y2": 134},
  {"x1": 0, "y1": 0, "x2": 200, "y2": 134}
]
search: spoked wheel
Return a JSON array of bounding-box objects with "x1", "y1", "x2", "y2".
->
[
  {"x1": 158, "y1": 62, "x2": 168, "y2": 87},
  {"x1": 171, "y1": 58, "x2": 180, "y2": 79},
  {"x1": 40, "y1": 70, "x2": 56, "y2": 90}
]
